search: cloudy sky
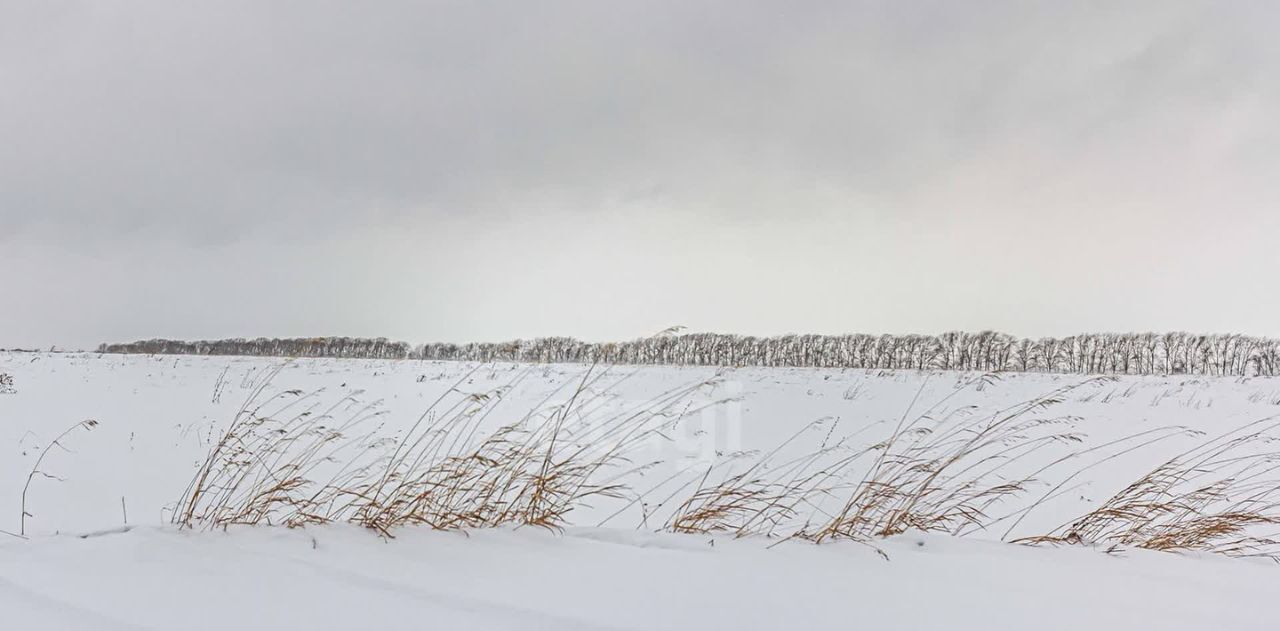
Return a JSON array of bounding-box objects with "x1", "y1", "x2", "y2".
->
[{"x1": 3, "y1": 1, "x2": 1278, "y2": 349}]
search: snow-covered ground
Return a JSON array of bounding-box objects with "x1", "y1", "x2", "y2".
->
[
  {"x1": 5, "y1": 525, "x2": 1277, "y2": 630},
  {"x1": 3, "y1": 352, "x2": 1280, "y2": 629}
]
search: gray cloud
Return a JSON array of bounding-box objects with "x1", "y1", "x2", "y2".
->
[{"x1": 2, "y1": 1, "x2": 1279, "y2": 348}]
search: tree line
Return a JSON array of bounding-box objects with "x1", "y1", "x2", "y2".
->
[{"x1": 98, "y1": 331, "x2": 1280, "y2": 376}]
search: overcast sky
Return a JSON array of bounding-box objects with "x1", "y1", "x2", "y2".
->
[{"x1": 3, "y1": 1, "x2": 1278, "y2": 349}]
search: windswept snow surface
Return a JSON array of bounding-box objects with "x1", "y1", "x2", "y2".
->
[
  {"x1": 3, "y1": 351, "x2": 1280, "y2": 629},
  {"x1": 3, "y1": 526, "x2": 1277, "y2": 631}
]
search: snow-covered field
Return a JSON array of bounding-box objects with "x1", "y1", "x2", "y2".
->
[{"x1": 3, "y1": 352, "x2": 1280, "y2": 629}]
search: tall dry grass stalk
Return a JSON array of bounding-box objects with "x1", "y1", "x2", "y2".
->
[
  {"x1": 1016, "y1": 416, "x2": 1280, "y2": 560},
  {"x1": 173, "y1": 364, "x2": 722, "y2": 535},
  {"x1": 650, "y1": 376, "x2": 1103, "y2": 544},
  {"x1": 20, "y1": 419, "x2": 99, "y2": 536}
]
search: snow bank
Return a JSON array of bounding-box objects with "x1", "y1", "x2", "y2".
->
[{"x1": 3, "y1": 525, "x2": 1276, "y2": 631}]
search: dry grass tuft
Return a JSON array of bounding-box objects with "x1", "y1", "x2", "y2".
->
[
  {"x1": 796, "y1": 377, "x2": 1095, "y2": 543},
  {"x1": 173, "y1": 365, "x2": 388, "y2": 529},
  {"x1": 174, "y1": 364, "x2": 719, "y2": 535},
  {"x1": 651, "y1": 376, "x2": 1101, "y2": 545},
  {"x1": 1016, "y1": 417, "x2": 1280, "y2": 560},
  {"x1": 661, "y1": 419, "x2": 851, "y2": 537}
]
